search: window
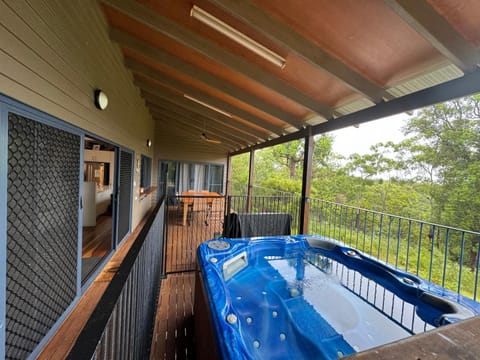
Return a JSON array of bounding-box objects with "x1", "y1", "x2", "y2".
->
[
  {"x1": 140, "y1": 155, "x2": 152, "y2": 193},
  {"x1": 208, "y1": 164, "x2": 224, "y2": 193},
  {"x1": 160, "y1": 160, "x2": 224, "y2": 194}
]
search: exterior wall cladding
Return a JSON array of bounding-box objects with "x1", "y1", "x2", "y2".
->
[{"x1": 0, "y1": 1, "x2": 156, "y2": 358}]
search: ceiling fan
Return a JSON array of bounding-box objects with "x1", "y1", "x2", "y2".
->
[
  {"x1": 200, "y1": 132, "x2": 222, "y2": 144},
  {"x1": 199, "y1": 117, "x2": 222, "y2": 144}
]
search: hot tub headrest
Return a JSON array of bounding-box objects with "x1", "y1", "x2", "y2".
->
[
  {"x1": 419, "y1": 292, "x2": 475, "y2": 325},
  {"x1": 306, "y1": 237, "x2": 338, "y2": 250}
]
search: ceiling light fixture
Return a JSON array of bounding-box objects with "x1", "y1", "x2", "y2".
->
[
  {"x1": 184, "y1": 94, "x2": 232, "y2": 117},
  {"x1": 190, "y1": 5, "x2": 286, "y2": 69}
]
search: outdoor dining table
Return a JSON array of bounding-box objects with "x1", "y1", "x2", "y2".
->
[{"x1": 180, "y1": 191, "x2": 220, "y2": 226}]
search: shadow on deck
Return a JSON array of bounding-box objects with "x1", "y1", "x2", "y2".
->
[{"x1": 150, "y1": 273, "x2": 196, "y2": 360}]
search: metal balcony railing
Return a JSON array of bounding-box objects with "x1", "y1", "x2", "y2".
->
[
  {"x1": 162, "y1": 189, "x2": 480, "y2": 303},
  {"x1": 162, "y1": 193, "x2": 302, "y2": 273},
  {"x1": 308, "y1": 198, "x2": 480, "y2": 301},
  {"x1": 227, "y1": 194, "x2": 301, "y2": 230},
  {"x1": 67, "y1": 199, "x2": 166, "y2": 359},
  {"x1": 163, "y1": 195, "x2": 226, "y2": 274}
]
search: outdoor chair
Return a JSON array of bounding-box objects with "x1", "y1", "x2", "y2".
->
[
  {"x1": 188, "y1": 197, "x2": 208, "y2": 226},
  {"x1": 206, "y1": 198, "x2": 225, "y2": 226}
]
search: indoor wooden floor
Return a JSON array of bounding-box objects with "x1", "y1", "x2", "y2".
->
[{"x1": 82, "y1": 214, "x2": 112, "y2": 258}]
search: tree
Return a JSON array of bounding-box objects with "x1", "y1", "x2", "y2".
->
[
  {"x1": 399, "y1": 96, "x2": 480, "y2": 228},
  {"x1": 230, "y1": 153, "x2": 249, "y2": 195},
  {"x1": 270, "y1": 139, "x2": 304, "y2": 180},
  {"x1": 398, "y1": 96, "x2": 480, "y2": 268}
]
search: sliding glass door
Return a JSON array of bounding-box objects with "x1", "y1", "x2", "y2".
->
[
  {"x1": 0, "y1": 96, "x2": 136, "y2": 358},
  {"x1": 4, "y1": 110, "x2": 81, "y2": 358}
]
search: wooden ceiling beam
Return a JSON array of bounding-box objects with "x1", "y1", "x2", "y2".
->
[
  {"x1": 154, "y1": 122, "x2": 233, "y2": 152},
  {"x1": 102, "y1": 0, "x2": 333, "y2": 118},
  {"x1": 207, "y1": 0, "x2": 391, "y2": 103},
  {"x1": 152, "y1": 114, "x2": 241, "y2": 151},
  {"x1": 140, "y1": 93, "x2": 265, "y2": 145},
  {"x1": 149, "y1": 105, "x2": 261, "y2": 146},
  {"x1": 136, "y1": 79, "x2": 267, "y2": 140},
  {"x1": 125, "y1": 57, "x2": 284, "y2": 135},
  {"x1": 145, "y1": 91, "x2": 255, "y2": 140},
  {"x1": 109, "y1": 30, "x2": 303, "y2": 128},
  {"x1": 152, "y1": 109, "x2": 249, "y2": 149},
  {"x1": 138, "y1": 87, "x2": 263, "y2": 143},
  {"x1": 148, "y1": 103, "x2": 252, "y2": 146},
  {"x1": 231, "y1": 67, "x2": 480, "y2": 155},
  {"x1": 386, "y1": 0, "x2": 480, "y2": 72}
]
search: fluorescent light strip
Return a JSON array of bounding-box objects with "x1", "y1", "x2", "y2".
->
[
  {"x1": 190, "y1": 5, "x2": 286, "y2": 69},
  {"x1": 184, "y1": 94, "x2": 232, "y2": 117}
]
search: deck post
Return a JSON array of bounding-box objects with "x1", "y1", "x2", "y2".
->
[
  {"x1": 246, "y1": 149, "x2": 255, "y2": 213},
  {"x1": 225, "y1": 154, "x2": 232, "y2": 196},
  {"x1": 299, "y1": 127, "x2": 313, "y2": 234}
]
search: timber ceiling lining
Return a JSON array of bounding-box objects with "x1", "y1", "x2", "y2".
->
[
  {"x1": 428, "y1": 0, "x2": 480, "y2": 47},
  {"x1": 100, "y1": 0, "x2": 480, "y2": 153}
]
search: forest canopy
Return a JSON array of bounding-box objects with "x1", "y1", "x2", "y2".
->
[{"x1": 231, "y1": 95, "x2": 480, "y2": 232}]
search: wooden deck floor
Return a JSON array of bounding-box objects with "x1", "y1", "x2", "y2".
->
[
  {"x1": 150, "y1": 273, "x2": 195, "y2": 360},
  {"x1": 164, "y1": 204, "x2": 223, "y2": 273},
  {"x1": 150, "y1": 204, "x2": 480, "y2": 360},
  {"x1": 150, "y1": 203, "x2": 224, "y2": 359}
]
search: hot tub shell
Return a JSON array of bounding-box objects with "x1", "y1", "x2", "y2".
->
[{"x1": 195, "y1": 235, "x2": 480, "y2": 360}]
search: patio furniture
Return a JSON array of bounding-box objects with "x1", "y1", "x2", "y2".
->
[
  {"x1": 188, "y1": 197, "x2": 208, "y2": 226},
  {"x1": 181, "y1": 191, "x2": 220, "y2": 226}
]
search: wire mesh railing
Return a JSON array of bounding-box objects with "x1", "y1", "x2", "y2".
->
[{"x1": 308, "y1": 198, "x2": 480, "y2": 301}]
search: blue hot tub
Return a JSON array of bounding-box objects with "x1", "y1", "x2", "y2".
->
[{"x1": 196, "y1": 235, "x2": 480, "y2": 360}]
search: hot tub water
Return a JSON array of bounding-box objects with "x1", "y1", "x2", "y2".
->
[{"x1": 196, "y1": 236, "x2": 480, "y2": 360}]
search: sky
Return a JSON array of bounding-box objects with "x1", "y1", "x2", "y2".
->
[{"x1": 330, "y1": 113, "x2": 408, "y2": 157}]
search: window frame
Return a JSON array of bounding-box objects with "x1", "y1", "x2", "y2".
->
[{"x1": 140, "y1": 154, "x2": 152, "y2": 193}]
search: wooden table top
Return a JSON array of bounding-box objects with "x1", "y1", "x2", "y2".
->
[{"x1": 180, "y1": 191, "x2": 220, "y2": 203}]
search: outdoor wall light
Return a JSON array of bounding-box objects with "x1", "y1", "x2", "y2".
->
[
  {"x1": 147, "y1": 139, "x2": 152, "y2": 148},
  {"x1": 94, "y1": 89, "x2": 108, "y2": 110}
]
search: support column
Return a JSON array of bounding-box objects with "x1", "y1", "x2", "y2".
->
[
  {"x1": 225, "y1": 154, "x2": 232, "y2": 196},
  {"x1": 246, "y1": 149, "x2": 255, "y2": 213},
  {"x1": 299, "y1": 127, "x2": 314, "y2": 234}
]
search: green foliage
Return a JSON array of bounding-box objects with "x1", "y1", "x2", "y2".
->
[
  {"x1": 312, "y1": 209, "x2": 480, "y2": 299},
  {"x1": 229, "y1": 95, "x2": 480, "y2": 297},
  {"x1": 231, "y1": 153, "x2": 249, "y2": 195}
]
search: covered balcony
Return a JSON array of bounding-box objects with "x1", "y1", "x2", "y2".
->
[{"x1": 1, "y1": 0, "x2": 480, "y2": 359}]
